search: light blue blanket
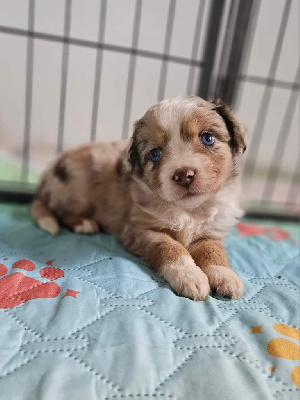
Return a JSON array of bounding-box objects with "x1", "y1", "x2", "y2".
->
[{"x1": 0, "y1": 204, "x2": 299, "y2": 399}]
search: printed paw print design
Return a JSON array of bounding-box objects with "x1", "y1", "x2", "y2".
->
[
  {"x1": 0, "y1": 259, "x2": 79, "y2": 309},
  {"x1": 252, "y1": 323, "x2": 300, "y2": 388},
  {"x1": 267, "y1": 324, "x2": 300, "y2": 388}
]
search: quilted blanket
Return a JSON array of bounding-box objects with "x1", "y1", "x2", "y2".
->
[{"x1": 0, "y1": 203, "x2": 299, "y2": 400}]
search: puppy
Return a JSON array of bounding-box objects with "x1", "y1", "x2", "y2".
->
[{"x1": 31, "y1": 96, "x2": 247, "y2": 300}]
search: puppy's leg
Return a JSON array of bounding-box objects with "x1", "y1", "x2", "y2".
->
[
  {"x1": 61, "y1": 215, "x2": 99, "y2": 234},
  {"x1": 122, "y1": 229, "x2": 210, "y2": 300},
  {"x1": 189, "y1": 239, "x2": 243, "y2": 299}
]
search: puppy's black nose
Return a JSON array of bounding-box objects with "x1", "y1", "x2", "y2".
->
[{"x1": 173, "y1": 168, "x2": 195, "y2": 187}]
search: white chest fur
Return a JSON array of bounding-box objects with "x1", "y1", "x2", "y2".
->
[
  {"x1": 144, "y1": 187, "x2": 243, "y2": 247},
  {"x1": 133, "y1": 179, "x2": 243, "y2": 247},
  {"x1": 156, "y1": 206, "x2": 221, "y2": 246}
]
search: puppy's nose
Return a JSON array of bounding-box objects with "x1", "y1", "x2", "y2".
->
[{"x1": 173, "y1": 168, "x2": 195, "y2": 187}]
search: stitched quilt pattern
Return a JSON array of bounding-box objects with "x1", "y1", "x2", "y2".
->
[{"x1": 0, "y1": 205, "x2": 299, "y2": 400}]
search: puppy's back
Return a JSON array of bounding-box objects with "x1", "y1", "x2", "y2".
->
[{"x1": 31, "y1": 141, "x2": 128, "y2": 234}]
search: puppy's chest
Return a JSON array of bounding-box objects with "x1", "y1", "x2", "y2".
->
[{"x1": 160, "y1": 211, "x2": 214, "y2": 247}]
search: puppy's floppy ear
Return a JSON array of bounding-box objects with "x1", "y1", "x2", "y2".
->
[
  {"x1": 211, "y1": 98, "x2": 247, "y2": 155},
  {"x1": 128, "y1": 120, "x2": 144, "y2": 175}
]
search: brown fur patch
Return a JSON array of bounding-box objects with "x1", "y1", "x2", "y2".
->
[
  {"x1": 128, "y1": 138, "x2": 143, "y2": 175},
  {"x1": 54, "y1": 157, "x2": 70, "y2": 181},
  {"x1": 182, "y1": 110, "x2": 230, "y2": 143},
  {"x1": 121, "y1": 228, "x2": 189, "y2": 273},
  {"x1": 115, "y1": 157, "x2": 123, "y2": 176},
  {"x1": 189, "y1": 238, "x2": 243, "y2": 299},
  {"x1": 135, "y1": 111, "x2": 170, "y2": 148},
  {"x1": 211, "y1": 98, "x2": 247, "y2": 154},
  {"x1": 129, "y1": 114, "x2": 171, "y2": 178},
  {"x1": 178, "y1": 110, "x2": 235, "y2": 194},
  {"x1": 189, "y1": 238, "x2": 230, "y2": 270},
  {"x1": 153, "y1": 234, "x2": 188, "y2": 270}
]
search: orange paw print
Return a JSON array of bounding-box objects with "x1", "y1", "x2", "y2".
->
[{"x1": 267, "y1": 324, "x2": 300, "y2": 388}]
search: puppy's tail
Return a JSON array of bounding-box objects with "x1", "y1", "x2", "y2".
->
[{"x1": 31, "y1": 198, "x2": 60, "y2": 235}]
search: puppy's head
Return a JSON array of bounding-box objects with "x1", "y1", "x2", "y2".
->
[{"x1": 128, "y1": 96, "x2": 247, "y2": 208}]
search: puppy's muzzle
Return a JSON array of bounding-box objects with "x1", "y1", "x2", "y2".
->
[{"x1": 173, "y1": 168, "x2": 195, "y2": 188}]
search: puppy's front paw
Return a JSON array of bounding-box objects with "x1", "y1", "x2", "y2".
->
[
  {"x1": 162, "y1": 255, "x2": 210, "y2": 300},
  {"x1": 204, "y1": 266, "x2": 244, "y2": 299},
  {"x1": 74, "y1": 219, "x2": 99, "y2": 234}
]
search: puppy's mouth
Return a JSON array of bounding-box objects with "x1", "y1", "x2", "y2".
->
[
  {"x1": 171, "y1": 188, "x2": 211, "y2": 208},
  {"x1": 184, "y1": 191, "x2": 200, "y2": 198},
  {"x1": 179, "y1": 188, "x2": 204, "y2": 200},
  {"x1": 178, "y1": 185, "x2": 212, "y2": 200}
]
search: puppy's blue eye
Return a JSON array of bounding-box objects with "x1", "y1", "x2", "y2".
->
[
  {"x1": 150, "y1": 148, "x2": 162, "y2": 162},
  {"x1": 201, "y1": 132, "x2": 215, "y2": 146}
]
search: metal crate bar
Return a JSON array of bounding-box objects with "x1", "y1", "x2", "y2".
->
[
  {"x1": 238, "y1": 74, "x2": 300, "y2": 92},
  {"x1": 0, "y1": 0, "x2": 298, "y2": 220},
  {"x1": 90, "y1": 0, "x2": 107, "y2": 142},
  {"x1": 262, "y1": 65, "x2": 300, "y2": 202},
  {"x1": 157, "y1": 0, "x2": 177, "y2": 102},
  {"x1": 286, "y1": 158, "x2": 299, "y2": 206},
  {"x1": 0, "y1": 25, "x2": 204, "y2": 67},
  {"x1": 243, "y1": 0, "x2": 292, "y2": 180},
  {"x1": 214, "y1": 0, "x2": 258, "y2": 105},
  {"x1": 197, "y1": 0, "x2": 226, "y2": 100},
  {"x1": 121, "y1": 0, "x2": 142, "y2": 140},
  {"x1": 57, "y1": 0, "x2": 72, "y2": 153},
  {"x1": 21, "y1": 0, "x2": 35, "y2": 183},
  {"x1": 186, "y1": 0, "x2": 206, "y2": 95}
]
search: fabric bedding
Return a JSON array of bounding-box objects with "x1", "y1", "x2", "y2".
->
[{"x1": 0, "y1": 203, "x2": 299, "y2": 400}]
